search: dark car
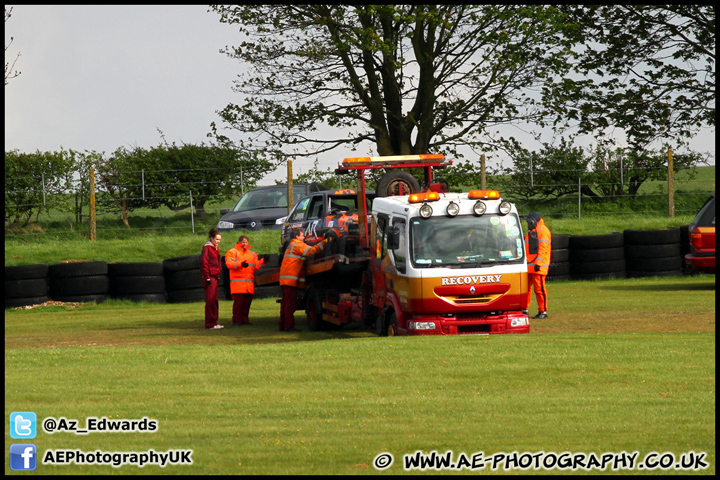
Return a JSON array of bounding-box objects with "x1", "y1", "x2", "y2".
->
[
  {"x1": 217, "y1": 183, "x2": 328, "y2": 232},
  {"x1": 685, "y1": 192, "x2": 715, "y2": 273},
  {"x1": 280, "y1": 188, "x2": 375, "y2": 245}
]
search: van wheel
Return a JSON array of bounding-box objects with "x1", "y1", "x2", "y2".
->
[{"x1": 376, "y1": 171, "x2": 421, "y2": 197}]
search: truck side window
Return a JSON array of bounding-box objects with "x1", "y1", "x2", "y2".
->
[
  {"x1": 308, "y1": 196, "x2": 324, "y2": 220},
  {"x1": 290, "y1": 197, "x2": 311, "y2": 222},
  {"x1": 376, "y1": 215, "x2": 388, "y2": 259},
  {"x1": 392, "y1": 218, "x2": 407, "y2": 273}
]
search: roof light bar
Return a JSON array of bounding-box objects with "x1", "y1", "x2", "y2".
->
[
  {"x1": 408, "y1": 191, "x2": 440, "y2": 203},
  {"x1": 468, "y1": 190, "x2": 501, "y2": 200},
  {"x1": 342, "y1": 153, "x2": 445, "y2": 166}
]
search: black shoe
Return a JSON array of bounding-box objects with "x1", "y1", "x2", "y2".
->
[
  {"x1": 245, "y1": 322, "x2": 253, "y2": 325},
  {"x1": 285, "y1": 327, "x2": 301, "y2": 332},
  {"x1": 232, "y1": 323, "x2": 243, "y2": 327},
  {"x1": 532, "y1": 312, "x2": 548, "y2": 319}
]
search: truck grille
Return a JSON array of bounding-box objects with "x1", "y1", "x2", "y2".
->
[{"x1": 445, "y1": 294, "x2": 501, "y2": 305}]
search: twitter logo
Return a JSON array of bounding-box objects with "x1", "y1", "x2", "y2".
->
[{"x1": 10, "y1": 412, "x2": 37, "y2": 439}]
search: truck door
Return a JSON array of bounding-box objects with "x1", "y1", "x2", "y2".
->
[{"x1": 388, "y1": 217, "x2": 412, "y2": 320}]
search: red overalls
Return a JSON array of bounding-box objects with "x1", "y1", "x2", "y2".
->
[{"x1": 200, "y1": 241, "x2": 222, "y2": 328}]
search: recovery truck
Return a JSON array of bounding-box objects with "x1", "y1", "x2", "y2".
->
[{"x1": 255, "y1": 153, "x2": 531, "y2": 335}]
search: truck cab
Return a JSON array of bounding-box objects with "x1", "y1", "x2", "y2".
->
[{"x1": 371, "y1": 190, "x2": 530, "y2": 335}]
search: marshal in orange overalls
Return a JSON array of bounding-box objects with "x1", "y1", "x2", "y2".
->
[
  {"x1": 524, "y1": 212, "x2": 551, "y2": 318},
  {"x1": 226, "y1": 237, "x2": 265, "y2": 325},
  {"x1": 279, "y1": 229, "x2": 329, "y2": 331}
]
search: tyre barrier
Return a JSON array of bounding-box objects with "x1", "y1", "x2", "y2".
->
[
  {"x1": 48, "y1": 261, "x2": 109, "y2": 304},
  {"x1": 569, "y1": 233, "x2": 626, "y2": 280},
  {"x1": 547, "y1": 234, "x2": 570, "y2": 282},
  {"x1": 623, "y1": 228, "x2": 683, "y2": 278},
  {"x1": 5, "y1": 263, "x2": 50, "y2": 308},
  {"x1": 163, "y1": 254, "x2": 228, "y2": 304},
  {"x1": 108, "y1": 262, "x2": 166, "y2": 303},
  {"x1": 4, "y1": 227, "x2": 699, "y2": 310}
]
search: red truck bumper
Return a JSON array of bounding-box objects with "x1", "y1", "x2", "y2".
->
[{"x1": 401, "y1": 312, "x2": 530, "y2": 335}]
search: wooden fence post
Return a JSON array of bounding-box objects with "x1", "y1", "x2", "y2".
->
[
  {"x1": 89, "y1": 167, "x2": 96, "y2": 241},
  {"x1": 668, "y1": 148, "x2": 675, "y2": 218}
]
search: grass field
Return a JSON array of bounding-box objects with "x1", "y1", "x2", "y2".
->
[{"x1": 4, "y1": 275, "x2": 715, "y2": 475}]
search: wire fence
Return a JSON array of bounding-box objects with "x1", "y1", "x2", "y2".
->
[{"x1": 5, "y1": 164, "x2": 715, "y2": 238}]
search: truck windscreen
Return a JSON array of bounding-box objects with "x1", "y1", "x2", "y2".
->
[{"x1": 410, "y1": 214, "x2": 525, "y2": 268}]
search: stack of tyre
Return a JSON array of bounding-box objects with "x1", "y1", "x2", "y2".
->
[
  {"x1": 623, "y1": 228, "x2": 683, "y2": 278},
  {"x1": 547, "y1": 234, "x2": 570, "y2": 281},
  {"x1": 48, "y1": 261, "x2": 109, "y2": 303},
  {"x1": 108, "y1": 262, "x2": 166, "y2": 303},
  {"x1": 163, "y1": 254, "x2": 228, "y2": 303},
  {"x1": 569, "y1": 232, "x2": 626, "y2": 280},
  {"x1": 5, "y1": 264, "x2": 50, "y2": 309}
]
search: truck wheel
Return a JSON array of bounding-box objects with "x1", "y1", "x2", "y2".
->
[
  {"x1": 376, "y1": 311, "x2": 388, "y2": 336},
  {"x1": 376, "y1": 171, "x2": 421, "y2": 197},
  {"x1": 306, "y1": 287, "x2": 325, "y2": 331},
  {"x1": 387, "y1": 312, "x2": 398, "y2": 337}
]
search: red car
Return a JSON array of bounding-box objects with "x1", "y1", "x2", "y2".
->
[{"x1": 685, "y1": 192, "x2": 715, "y2": 273}]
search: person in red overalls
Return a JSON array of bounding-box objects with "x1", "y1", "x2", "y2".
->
[
  {"x1": 524, "y1": 212, "x2": 551, "y2": 319},
  {"x1": 200, "y1": 228, "x2": 224, "y2": 329},
  {"x1": 279, "y1": 228, "x2": 331, "y2": 332},
  {"x1": 225, "y1": 235, "x2": 265, "y2": 326}
]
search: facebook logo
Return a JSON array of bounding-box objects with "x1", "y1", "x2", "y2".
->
[
  {"x1": 10, "y1": 444, "x2": 37, "y2": 471},
  {"x1": 10, "y1": 411, "x2": 37, "y2": 439}
]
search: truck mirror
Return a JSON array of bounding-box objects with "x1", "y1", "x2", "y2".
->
[{"x1": 387, "y1": 226, "x2": 401, "y2": 250}]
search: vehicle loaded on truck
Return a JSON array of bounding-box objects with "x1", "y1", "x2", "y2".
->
[{"x1": 256, "y1": 153, "x2": 531, "y2": 335}]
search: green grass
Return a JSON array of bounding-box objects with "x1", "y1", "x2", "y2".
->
[{"x1": 5, "y1": 275, "x2": 716, "y2": 475}]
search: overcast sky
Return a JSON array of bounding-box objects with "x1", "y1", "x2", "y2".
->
[{"x1": 4, "y1": 5, "x2": 715, "y2": 185}]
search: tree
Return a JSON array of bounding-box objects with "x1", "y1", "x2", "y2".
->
[
  {"x1": 5, "y1": 7, "x2": 21, "y2": 85},
  {"x1": 500, "y1": 139, "x2": 707, "y2": 203},
  {"x1": 550, "y1": 5, "x2": 715, "y2": 149},
  {"x1": 65, "y1": 150, "x2": 104, "y2": 224},
  {"x1": 501, "y1": 138, "x2": 594, "y2": 202},
  {"x1": 5, "y1": 149, "x2": 76, "y2": 229},
  {"x1": 588, "y1": 145, "x2": 704, "y2": 199},
  {"x1": 210, "y1": 5, "x2": 576, "y2": 160},
  {"x1": 94, "y1": 146, "x2": 149, "y2": 228},
  {"x1": 147, "y1": 142, "x2": 273, "y2": 217}
]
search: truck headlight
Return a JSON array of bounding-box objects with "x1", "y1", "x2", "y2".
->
[
  {"x1": 473, "y1": 201, "x2": 486, "y2": 215},
  {"x1": 419, "y1": 204, "x2": 433, "y2": 218},
  {"x1": 217, "y1": 221, "x2": 234, "y2": 230},
  {"x1": 275, "y1": 216, "x2": 287, "y2": 225},
  {"x1": 409, "y1": 321, "x2": 436, "y2": 330},
  {"x1": 499, "y1": 201, "x2": 511, "y2": 215},
  {"x1": 446, "y1": 202, "x2": 459, "y2": 217},
  {"x1": 510, "y1": 317, "x2": 529, "y2": 327}
]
